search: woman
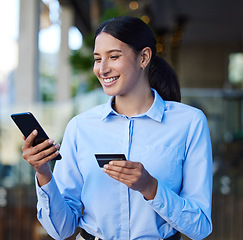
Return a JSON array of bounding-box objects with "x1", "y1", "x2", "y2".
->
[{"x1": 22, "y1": 16, "x2": 213, "y2": 240}]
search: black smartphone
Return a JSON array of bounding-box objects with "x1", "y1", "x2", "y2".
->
[
  {"x1": 11, "y1": 112, "x2": 62, "y2": 161},
  {"x1": 95, "y1": 154, "x2": 127, "y2": 167}
]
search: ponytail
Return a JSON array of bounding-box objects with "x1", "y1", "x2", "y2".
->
[{"x1": 148, "y1": 55, "x2": 181, "y2": 102}]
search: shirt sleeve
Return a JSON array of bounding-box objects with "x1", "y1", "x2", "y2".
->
[
  {"x1": 147, "y1": 110, "x2": 213, "y2": 240},
  {"x1": 35, "y1": 117, "x2": 83, "y2": 240}
]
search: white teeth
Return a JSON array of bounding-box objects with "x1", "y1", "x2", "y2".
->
[{"x1": 103, "y1": 77, "x2": 118, "y2": 83}]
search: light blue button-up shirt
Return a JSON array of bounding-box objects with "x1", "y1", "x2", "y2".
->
[{"x1": 36, "y1": 89, "x2": 213, "y2": 240}]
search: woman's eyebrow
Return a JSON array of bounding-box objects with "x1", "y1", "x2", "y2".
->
[
  {"x1": 93, "y1": 49, "x2": 123, "y2": 55},
  {"x1": 107, "y1": 49, "x2": 122, "y2": 54}
]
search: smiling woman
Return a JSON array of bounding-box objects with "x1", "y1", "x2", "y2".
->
[{"x1": 21, "y1": 16, "x2": 213, "y2": 240}]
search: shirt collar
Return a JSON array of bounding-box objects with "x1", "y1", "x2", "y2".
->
[
  {"x1": 145, "y1": 88, "x2": 165, "y2": 122},
  {"x1": 101, "y1": 96, "x2": 116, "y2": 120},
  {"x1": 101, "y1": 88, "x2": 165, "y2": 122}
]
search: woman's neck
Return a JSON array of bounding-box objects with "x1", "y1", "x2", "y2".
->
[{"x1": 113, "y1": 88, "x2": 154, "y2": 118}]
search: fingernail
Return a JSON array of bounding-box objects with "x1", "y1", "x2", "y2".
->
[
  {"x1": 48, "y1": 139, "x2": 54, "y2": 144},
  {"x1": 55, "y1": 143, "x2": 60, "y2": 149},
  {"x1": 109, "y1": 161, "x2": 113, "y2": 165},
  {"x1": 33, "y1": 130, "x2": 37, "y2": 135}
]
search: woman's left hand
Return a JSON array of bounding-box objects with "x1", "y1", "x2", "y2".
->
[{"x1": 103, "y1": 161, "x2": 158, "y2": 200}]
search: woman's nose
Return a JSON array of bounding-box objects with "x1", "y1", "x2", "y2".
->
[{"x1": 99, "y1": 60, "x2": 111, "y2": 76}]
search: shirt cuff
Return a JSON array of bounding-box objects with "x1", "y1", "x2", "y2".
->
[
  {"x1": 146, "y1": 181, "x2": 183, "y2": 223},
  {"x1": 35, "y1": 173, "x2": 65, "y2": 212},
  {"x1": 146, "y1": 180, "x2": 165, "y2": 207}
]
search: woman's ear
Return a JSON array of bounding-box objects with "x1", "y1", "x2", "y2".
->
[{"x1": 140, "y1": 47, "x2": 152, "y2": 69}]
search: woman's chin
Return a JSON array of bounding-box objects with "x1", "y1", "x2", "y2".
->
[{"x1": 102, "y1": 86, "x2": 118, "y2": 96}]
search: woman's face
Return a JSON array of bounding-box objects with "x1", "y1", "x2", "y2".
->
[{"x1": 93, "y1": 32, "x2": 144, "y2": 97}]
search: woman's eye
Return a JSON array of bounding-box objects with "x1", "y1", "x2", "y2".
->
[
  {"x1": 110, "y1": 55, "x2": 120, "y2": 60},
  {"x1": 94, "y1": 58, "x2": 101, "y2": 62}
]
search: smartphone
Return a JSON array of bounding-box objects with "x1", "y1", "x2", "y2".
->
[
  {"x1": 95, "y1": 154, "x2": 127, "y2": 167},
  {"x1": 11, "y1": 112, "x2": 62, "y2": 161}
]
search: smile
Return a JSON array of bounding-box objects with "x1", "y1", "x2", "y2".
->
[{"x1": 103, "y1": 77, "x2": 119, "y2": 83}]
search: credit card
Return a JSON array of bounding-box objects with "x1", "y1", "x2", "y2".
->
[{"x1": 95, "y1": 154, "x2": 127, "y2": 167}]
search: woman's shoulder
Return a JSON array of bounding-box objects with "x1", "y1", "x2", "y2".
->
[
  {"x1": 64, "y1": 103, "x2": 107, "y2": 132},
  {"x1": 164, "y1": 100, "x2": 207, "y2": 122},
  {"x1": 73, "y1": 103, "x2": 107, "y2": 122}
]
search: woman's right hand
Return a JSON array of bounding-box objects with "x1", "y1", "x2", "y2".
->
[{"x1": 22, "y1": 129, "x2": 60, "y2": 186}]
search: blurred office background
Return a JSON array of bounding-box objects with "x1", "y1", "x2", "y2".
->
[{"x1": 0, "y1": 0, "x2": 242, "y2": 239}]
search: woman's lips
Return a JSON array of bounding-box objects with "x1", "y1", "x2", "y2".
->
[{"x1": 102, "y1": 76, "x2": 119, "y2": 86}]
